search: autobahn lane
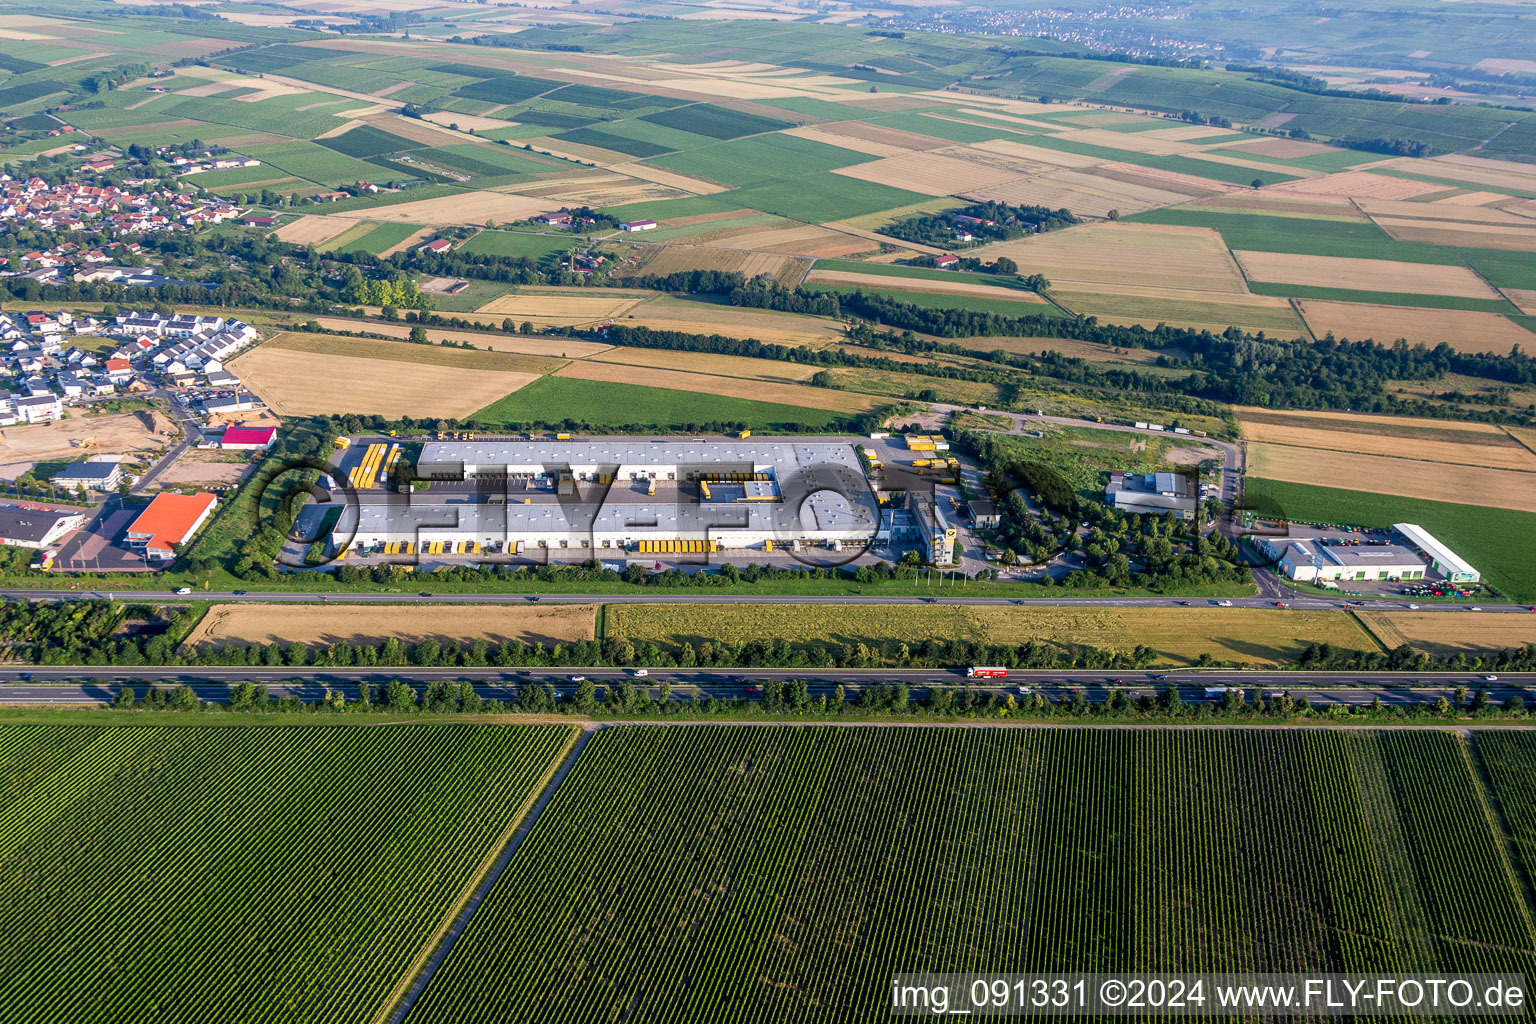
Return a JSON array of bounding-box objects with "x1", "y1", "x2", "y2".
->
[
  {"x1": 1, "y1": 588, "x2": 1529, "y2": 612},
  {"x1": 1, "y1": 668, "x2": 1528, "y2": 706}
]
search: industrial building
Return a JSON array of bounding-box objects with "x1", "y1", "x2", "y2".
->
[
  {"x1": 0, "y1": 503, "x2": 86, "y2": 549},
  {"x1": 1267, "y1": 537, "x2": 1427, "y2": 583},
  {"x1": 333, "y1": 439, "x2": 881, "y2": 557},
  {"x1": 126, "y1": 491, "x2": 217, "y2": 561},
  {"x1": 1393, "y1": 522, "x2": 1480, "y2": 584},
  {"x1": 1105, "y1": 471, "x2": 1198, "y2": 519}
]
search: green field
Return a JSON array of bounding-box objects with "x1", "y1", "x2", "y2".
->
[
  {"x1": 328, "y1": 221, "x2": 421, "y2": 255},
  {"x1": 650, "y1": 132, "x2": 874, "y2": 189},
  {"x1": 460, "y1": 229, "x2": 578, "y2": 259},
  {"x1": 639, "y1": 102, "x2": 791, "y2": 140},
  {"x1": 1129, "y1": 208, "x2": 1459, "y2": 263},
  {"x1": 237, "y1": 141, "x2": 394, "y2": 186},
  {"x1": 411, "y1": 727, "x2": 1536, "y2": 1024},
  {"x1": 1244, "y1": 282, "x2": 1520, "y2": 313},
  {"x1": 472, "y1": 376, "x2": 851, "y2": 431},
  {"x1": 0, "y1": 722, "x2": 574, "y2": 1024},
  {"x1": 1245, "y1": 477, "x2": 1536, "y2": 601}
]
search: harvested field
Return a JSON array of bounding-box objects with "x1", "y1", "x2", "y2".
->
[
  {"x1": 966, "y1": 175, "x2": 1158, "y2": 218},
  {"x1": 1435, "y1": 191, "x2": 1510, "y2": 207},
  {"x1": 805, "y1": 269, "x2": 1047, "y2": 304},
  {"x1": 1052, "y1": 287, "x2": 1306, "y2": 334},
  {"x1": 0, "y1": 410, "x2": 174, "y2": 477},
  {"x1": 520, "y1": 177, "x2": 684, "y2": 207},
  {"x1": 1247, "y1": 442, "x2": 1536, "y2": 513},
  {"x1": 587, "y1": 346, "x2": 820, "y2": 381},
  {"x1": 553, "y1": 361, "x2": 876, "y2": 413},
  {"x1": 1223, "y1": 137, "x2": 1342, "y2": 159},
  {"x1": 332, "y1": 190, "x2": 547, "y2": 226},
  {"x1": 981, "y1": 222, "x2": 1249, "y2": 294},
  {"x1": 1234, "y1": 406, "x2": 1510, "y2": 439},
  {"x1": 307, "y1": 317, "x2": 612, "y2": 357},
  {"x1": 967, "y1": 138, "x2": 1105, "y2": 169},
  {"x1": 1233, "y1": 251, "x2": 1500, "y2": 299},
  {"x1": 703, "y1": 224, "x2": 874, "y2": 258},
  {"x1": 1356, "y1": 611, "x2": 1536, "y2": 657},
  {"x1": 1354, "y1": 198, "x2": 1533, "y2": 224},
  {"x1": 1055, "y1": 127, "x2": 1205, "y2": 157},
  {"x1": 231, "y1": 347, "x2": 539, "y2": 419},
  {"x1": 1238, "y1": 414, "x2": 1536, "y2": 470},
  {"x1": 1371, "y1": 216, "x2": 1536, "y2": 252},
  {"x1": 184, "y1": 603, "x2": 596, "y2": 649},
  {"x1": 831, "y1": 151, "x2": 1026, "y2": 196},
  {"x1": 607, "y1": 162, "x2": 730, "y2": 196},
  {"x1": 782, "y1": 125, "x2": 914, "y2": 157},
  {"x1": 616, "y1": 295, "x2": 846, "y2": 346},
  {"x1": 1502, "y1": 289, "x2": 1536, "y2": 316},
  {"x1": 1385, "y1": 155, "x2": 1536, "y2": 193},
  {"x1": 274, "y1": 214, "x2": 357, "y2": 248},
  {"x1": 809, "y1": 120, "x2": 947, "y2": 152},
  {"x1": 475, "y1": 291, "x2": 644, "y2": 322},
  {"x1": 255, "y1": 332, "x2": 561, "y2": 374},
  {"x1": 1088, "y1": 163, "x2": 1228, "y2": 197},
  {"x1": 606, "y1": 603, "x2": 1376, "y2": 667},
  {"x1": 631, "y1": 245, "x2": 790, "y2": 279},
  {"x1": 1296, "y1": 300, "x2": 1536, "y2": 353},
  {"x1": 1267, "y1": 171, "x2": 1445, "y2": 200}
]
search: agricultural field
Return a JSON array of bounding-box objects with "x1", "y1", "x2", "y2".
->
[
  {"x1": 1236, "y1": 408, "x2": 1536, "y2": 471},
  {"x1": 1247, "y1": 442, "x2": 1536, "y2": 514},
  {"x1": 0, "y1": 722, "x2": 575, "y2": 1024},
  {"x1": 1296, "y1": 301, "x2": 1536, "y2": 353},
  {"x1": 231, "y1": 333, "x2": 550, "y2": 418},
  {"x1": 1243, "y1": 478, "x2": 1536, "y2": 602},
  {"x1": 1356, "y1": 611, "x2": 1536, "y2": 657},
  {"x1": 472, "y1": 377, "x2": 853, "y2": 432},
  {"x1": 411, "y1": 727, "x2": 1536, "y2": 1024},
  {"x1": 606, "y1": 603, "x2": 1375, "y2": 666},
  {"x1": 184, "y1": 603, "x2": 596, "y2": 649},
  {"x1": 474, "y1": 290, "x2": 646, "y2": 326},
  {"x1": 551, "y1": 361, "x2": 877, "y2": 414}
]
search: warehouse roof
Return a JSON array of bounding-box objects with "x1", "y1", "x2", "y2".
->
[
  {"x1": 1318, "y1": 543, "x2": 1423, "y2": 568},
  {"x1": 419, "y1": 439, "x2": 865, "y2": 474},
  {"x1": 337, "y1": 491, "x2": 877, "y2": 541},
  {"x1": 1394, "y1": 522, "x2": 1478, "y2": 577},
  {"x1": 0, "y1": 504, "x2": 81, "y2": 544},
  {"x1": 126, "y1": 492, "x2": 216, "y2": 551}
]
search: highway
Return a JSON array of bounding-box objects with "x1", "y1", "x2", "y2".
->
[
  {"x1": 4, "y1": 586, "x2": 1533, "y2": 613},
  {"x1": 1, "y1": 667, "x2": 1528, "y2": 707}
]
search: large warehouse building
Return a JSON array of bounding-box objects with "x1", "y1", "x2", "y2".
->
[{"x1": 332, "y1": 439, "x2": 883, "y2": 557}]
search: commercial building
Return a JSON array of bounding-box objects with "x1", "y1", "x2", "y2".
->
[
  {"x1": 125, "y1": 491, "x2": 217, "y2": 561},
  {"x1": 1393, "y1": 522, "x2": 1480, "y2": 584},
  {"x1": 1269, "y1": 537, "x2": 1427, "y2": 583},
  {"x1": 334, "y1": 439, "x2": 880, "y2": 557},
  {"x1": 0, "y1": 503, "x2": 86, "y2": 549},
  {"x1": 52, "y1": 458, "x2": 124, "y2": 492},
  {"x1": 910, "y1": 492, "x2": 957, "y2": 566},
  {"x1": 1106, "y1": 471, "x2": 1197, "y2": 519},
  {"x1": 968, "y1": 499, "x2": 1000, "y2": 530},
  {"x1": 219, "y1": 425, "x2": 276, "y2": 450}
]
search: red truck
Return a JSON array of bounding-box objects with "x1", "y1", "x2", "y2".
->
[{"x1": 966, "y1": 666, "x2": 1008, "y2": 679}]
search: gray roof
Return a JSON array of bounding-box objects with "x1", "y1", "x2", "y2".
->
[
  {"x1": 54, "y1": 460, "x2": 120, "y2": 481},
  {"x1": 0, "y1": 505, "x2": 80, "y2": 543}
]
